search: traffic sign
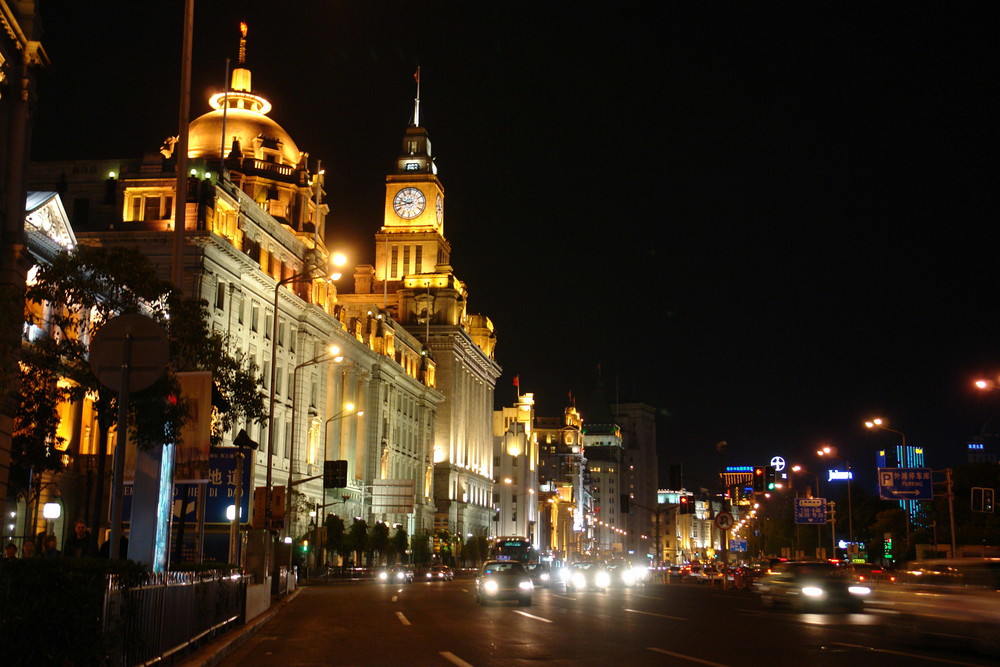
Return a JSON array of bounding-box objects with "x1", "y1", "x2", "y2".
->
[
  {"x1": 715, "y1": 511, "x2": 734, "y2": 531},
  {"x1": 794, "y1": 497, "x2": 828, "y2": 524},
  {"x1": 878, "y1": 468, "x2": 933, "y2": 500}
]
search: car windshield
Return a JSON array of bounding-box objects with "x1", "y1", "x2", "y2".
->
[
  {"x1": 483, "y1": 562, "x2": 524, "y2": 575},
  {"x1": 788, "y1": 563, "x2": 847, "y2": 579}
]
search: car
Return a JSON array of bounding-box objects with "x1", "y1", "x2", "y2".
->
[
  {"x1": 565, "y1": 562, "x2": 611, "y2": 592},
  {"x1": 868, "y1": 558, "x2": 1000, "y2": 656},
  {"x1": 425, "y1": 564, "x2": 454, "y2": 581},
  {"x1": 475, "y1": 560, "x2": 533, "y2": 606},
  {"x1": 754, "y1": 561, "x2": 870, "y2": 612},
  {"x1": 525, "y1": 563, "x2": 553, "y2": 587},
  {"x1": 606, "y1": 563, "x2": 645, "y2": 587},
  {"x1": 377, "y1": 565, "x2": 413, "y2": 584}
]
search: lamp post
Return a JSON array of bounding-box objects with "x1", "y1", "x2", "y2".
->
[
  {"x1": 318, "y1": 403, "x2": 363, "y2": 524},
  {"x1": 817, "y1": 446, "x2": 853, "y2": 560},
  {"x1": 264, "y1": 250, "x2": 346, "y2": 531},
  {"x1": 284, "y1": 345, "x2": 343, "y2": 539},
  {"x1": 791, "y1": 465, "x2": 823, "y2": 559},
  {"x1": 865, "y1": 417, "x2": 913, "y2": 542}
]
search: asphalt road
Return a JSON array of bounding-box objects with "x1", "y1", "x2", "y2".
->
[{"x1": 213, "y1": 577, "x2": 996, "y2": 666}]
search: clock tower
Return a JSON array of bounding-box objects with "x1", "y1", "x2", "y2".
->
[{"x1": 377, "y1": 71, "x2": 449, "y2": 287}]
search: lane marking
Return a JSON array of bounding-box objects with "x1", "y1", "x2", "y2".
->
[
  {"x1": 625, "y1": 608, "x2": 686, "y2": 621},
  {"x1": 440, "y1": 652, "x2": 474, "y2": 667},
  {"x1": 512, "y1": 610, "x2": 553, "y2": 623},
  {"x1": 552, "y1": 594, "x2": 576, "y2": 600},
  {"x1": 395, "y1": 611, "x2": 411, "y2": 626},
  {"x1": 647, "y1": 647, "x2": 729, "y2": 666},
  {"x1": 830, "y1": 643, "x2": 982, "y2": 666}
]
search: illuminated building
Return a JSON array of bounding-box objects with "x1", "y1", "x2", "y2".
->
[
  {"x1": 26, "y1": 27, "x2": 443, "y2": 553},
  {"x1": 337, "y1": 76, "x2": 501, "y2": 539},
  {"x1": 535, "y1": 406, "x2": 590, "y2": 561},
  {"x1": 613, "y1": 402, "x2": 659, "y2": 561},
  {"x1": 492, "y1": 393, "x2": 538, "y2": 541}
]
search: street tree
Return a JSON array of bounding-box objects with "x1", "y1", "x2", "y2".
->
[
  {"x1": 325, "y1": 513, "x2": 345, "y2": 563},
  {"x1": 390, "y1": 526, "x2": 409, "y2": 565},
  {"x1": 370, "y1": 521, "x2": 390, "y2": 565}
]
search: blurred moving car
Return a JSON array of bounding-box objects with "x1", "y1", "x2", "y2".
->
[
  {"x1": 525, "y1": 563, "x2": 552, "y2": 588},
  {"x1": 377, "y1": 565, "x2": 414, "y2": 584},
  {"x1": 870, "y1": 558, "x2": 1000, "y2": 656},
  {"x1": 565, "y1": 562, "x2": 611, "y2": 592},
  {"x1": 425, "y1": 565, "x2": 454, "y2": 581},
  {"x1": 475, "y1": 560, "x2": 533, "y2": 606},
  {"x1": 754, "y1": 561, "x2": 870, "y2": 612},
  {"x1": 606, "y1": 563, "x2": 646, "y2": 587}
]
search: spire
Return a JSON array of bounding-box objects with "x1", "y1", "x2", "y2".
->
[
  {"x1": 413, "y1": 66, "x2": 421, "y2": 127},
  {"x1": 238, "y1": 21, "x2": 248, "y2": 65},
  {"x1": 207, "y1": 22, "x2": 272, "y2": 115}
]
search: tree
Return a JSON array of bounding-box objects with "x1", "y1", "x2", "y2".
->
[
  {"x1": 370, "y1": 521, "x2": 390, "y2": 566},
  {"x1": 325, "y1": 514, "x2": 345, "y2": 563},
  {"x1": 348, "y1": 518, "x2": 369, "y2": 566},
  {"x1": 18, "y1": 245, "x2": 265, "y2": 522},
  {"x1": 411, "y1": 529, "x2": 433, "y2": 566},
  {"x1": 390, "y1": 526, "x2": 409, "y2": 565}
]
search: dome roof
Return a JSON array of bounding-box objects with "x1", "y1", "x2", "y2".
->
[{"x1": 188, "y1": 107, "x2": 302, "y2": 166}]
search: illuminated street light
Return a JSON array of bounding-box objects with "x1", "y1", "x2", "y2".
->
[
  {"x1": 817, "y1": 445, "x2": 853, "y2": 559},
  {"x1": 865, "y1": 417, "x2": 907, "y2": 446},
  {"x1": 264, "y1": 250, "x2": 347, "y2": 530}
]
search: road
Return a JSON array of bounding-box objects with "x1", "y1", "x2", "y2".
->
[{"x1": 216, "y1": 577, "x2": 995, "y2": 666}]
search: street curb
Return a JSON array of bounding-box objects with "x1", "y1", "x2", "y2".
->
[{"x1": 177, "y1": 588, "x2": 303, "y2": 667}]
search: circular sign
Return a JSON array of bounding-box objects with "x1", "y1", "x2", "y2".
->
[
  {"x1": 89, "y1": 314, "x2": 169, "y2": 392},
  {"x1": 770, "y1": 456, "x2": 786, "y2": 472},
  {"x1": 715, "y1": 511, "x2": 734, "y2": 531}
]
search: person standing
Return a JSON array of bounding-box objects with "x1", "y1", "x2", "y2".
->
[
  {"x1": 41, "y1": 534, "x2": 61, "y2": 557},
  {"x1": 20, "y1": 538, "x2": 37, "y2": 557},
  {"x1": 63, "y1": 519, "x2": 96, "y2": 557},
  {"x1": 3, "y1": 542, "x2": 16, "y2": 558}
]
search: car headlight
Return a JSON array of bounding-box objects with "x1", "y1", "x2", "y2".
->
[
  {"x1": 396, "y1": 572, "x2": 405, "y2": 580},
  {"x1": 378, "y1": 572, "x2": 388, "y2": 581},
  {"x1": 622, "y1": 570, "x2": 636, "y2": 586},
  {"x1": 801, "y1": 586, "x2": 825, "y2": 598},
  {"x1": 572, "y1": 573, "x2": 587, "y2": 589},
  {"x1": 558, "y1": 568, "x2": 571, "y2": 582},
  {"x1": 595, "y1": 572, "x2": 611, "y2": 588},
  {"x1": 540, "y1": 572, "x2": 550, "y2": 581},
  {"x1": 848, "y1": 586, "x2": 871, "y2": 596},
  {"x1": 483, "y1": 579, "x2": 499, "y2": 594},
  {"x1": 426, "y1": 572, "x2": 433, "y2": 578},
  {"x1": 519, "y1": 580, "x2": 534, "y2": 591}
]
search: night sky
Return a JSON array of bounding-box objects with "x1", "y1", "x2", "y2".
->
[{"x1": 29, "y1": 3, "x2": 1000, "y2": 487}]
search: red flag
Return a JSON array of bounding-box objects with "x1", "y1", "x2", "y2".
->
[
  {"x1": 513, "y1": 375, "x2": 519, "y2": 387},
  {"x1": 413, "y1": 68, "x2": 420, "y2": 83}
]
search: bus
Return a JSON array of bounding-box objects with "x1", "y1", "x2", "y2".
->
[{"x1": 487, "y1": 536, "x2": 538, "y2": 564}]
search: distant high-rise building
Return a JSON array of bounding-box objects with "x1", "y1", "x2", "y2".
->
[{"x1": 877, "y1": 445, "x2": 927, "y2": 525}]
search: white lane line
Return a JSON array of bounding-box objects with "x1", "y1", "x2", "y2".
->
[
  {"x1": 552, "y1": 594, "x2": 576, "y2": 600},
  {"x1": 391, "y1": 595, "x2": 398, "y2": 602},
  {"x1": 460, "y1": 588, "x2": 469, "y2": 592},
  {"x1": 830, "y1": 643, "x2": 982, "y2": 666},
  {"x1": 624, "y1": 608, "x2": 686, "y2": 621},
  {"x1": 647, "y1": 647, "x2": 729, "y2": 666},
  {"x1": 512, "y1": 610, "x2": 553, "y2": 623},
  {"x1": 395, "y1": 611, "x2": 411, "y2": 626},
  {"x1": 440, "y1": 652, "x2": 474, "y2": 667}
]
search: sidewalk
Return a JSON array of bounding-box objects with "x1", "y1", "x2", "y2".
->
[{"x1": 177, "y1": 588, "x2": 302, "y2": 667}]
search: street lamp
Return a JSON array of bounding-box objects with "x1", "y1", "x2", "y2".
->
[
  {"x1": 284, "y1": 345, "x2": 343, "y2": 538},
  {"x1": 264, "y1": 250, "x2": 347, "y2": 530},
  {"x1": 864, "y1": 417, "x2": 906, "y2": 446},
  {"x1": 816, "y1": 445, "x2": 853, "y2": 560}
]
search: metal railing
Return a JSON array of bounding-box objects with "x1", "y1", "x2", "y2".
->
[{"x1": 103, "y1": 570, "x2": 248, "y2": 666}]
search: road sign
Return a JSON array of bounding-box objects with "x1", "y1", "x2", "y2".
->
[
  {"x1": 878, "y1": 468, "x2": 933, "y2": 500},
  {"x1": 794, "y1": 497, "x2": 828, "y2": 524},
  {"x1": 89, "y1": 314, "x2": 169, "y2": 392},
  {"x1": 729, "y1": 539, "x2": 747, "y2": 552},
  {"x1": 715, "y1": 511, "x2": 734, "y2": 531}
]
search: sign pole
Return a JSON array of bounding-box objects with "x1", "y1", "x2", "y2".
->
[{"x1": 108, "y1": 334, "x2": 132, "y2": 559}]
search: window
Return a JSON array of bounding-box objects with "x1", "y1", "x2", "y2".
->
[
  {"x1": 403, "y1": 246, "x2": 410, "y2": 274},
  {"x1": 390, "y1": 246, "x2": 399, "y2": 278},
  {"x1": 124, "y1": 189, "x2": 174, "y2": 221},
  {"x1": 236, "y1": 293, "x2": 245, "y2": 325},
  {"x1": 251, "y1": 302, "x2": 260, "y2": 332},
  {"x1": 215, "y1": 282, "x2": 226, "y2": 310},
  {"x1": 264, "y1": 310, "x2": 273, "y2": 339},
  {"x1": 262, "y1": 360, "x2": 271, "y2": 390},
  {"x1": 275, "y1": 364, "x2": 283, "y2": 395},
  {"x1": 289, "y1": 325, "x2": 296, "y2": 353},
  {"x1": 415, "y1": 245, "x2": 422, "y2": 270},
  {"x1": 277, "y1": 318, "x2": 285, "y2": 347}
]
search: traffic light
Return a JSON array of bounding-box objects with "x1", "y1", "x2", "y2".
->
[
  {"x1": 679, "y1": 496, "x2": 692, "y2": 514},
  {"x1": 753, "y1": 466, "x2": 765, "y2": 492},
  {"x1": 986, "y1": 488, "x2": 995, "y2": 513},
  {"x1": 324, "y1": 460, "x2": 348, "y2": 488},
  {"x1": 765, "y1": 466, "x2": 777, "y2": 491}
]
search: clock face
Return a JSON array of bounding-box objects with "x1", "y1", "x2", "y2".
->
[
  {"x1": 393, "y1": 187, "x2": 426, "y2": 219},
  {"x1": 435, "y1": 194, "x2": 444, "y2": 224}
]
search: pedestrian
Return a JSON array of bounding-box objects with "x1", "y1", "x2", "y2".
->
[
  {"x1": 21, "y1": 538, "x2": 37, "y2": 557},
  {"x1": 41, "y1": 534, "x2": 61, "y2": 557},
  {"x1": 63, "y1": 519, "x2": 96, "y2": 557},
  {"x1": 99, "y1": 526, "x2": 129, "y2": 559},
  {"x1": 3, "y1": 542, "x2": 16, "y2": 558}
]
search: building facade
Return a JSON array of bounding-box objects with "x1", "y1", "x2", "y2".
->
[{"x1": 492, "y1": 393, "x2": 538, "y2": 542}]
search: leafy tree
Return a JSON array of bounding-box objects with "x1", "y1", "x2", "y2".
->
[
  {"x1": 390, "y1": 526, "x2": 409, "y2": 565},
  {"x1": 370, "y1": 521, "x2": 390, "y2": 565},
  {"x1": 348, "y1": 518, "x2": 369, "y2": 566},
  {"x1": 463, "y1": 534, "x2": 488, "y2": 567},
  {"x1": 325, "y1": 514, "x2": 345, "y2": 561},
  {"x1": 411, "y1": 529, "x2": 433, "y2": 566},
  {"x1": 17, "y1": 245, "x2": 265, "y2": 517}
]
